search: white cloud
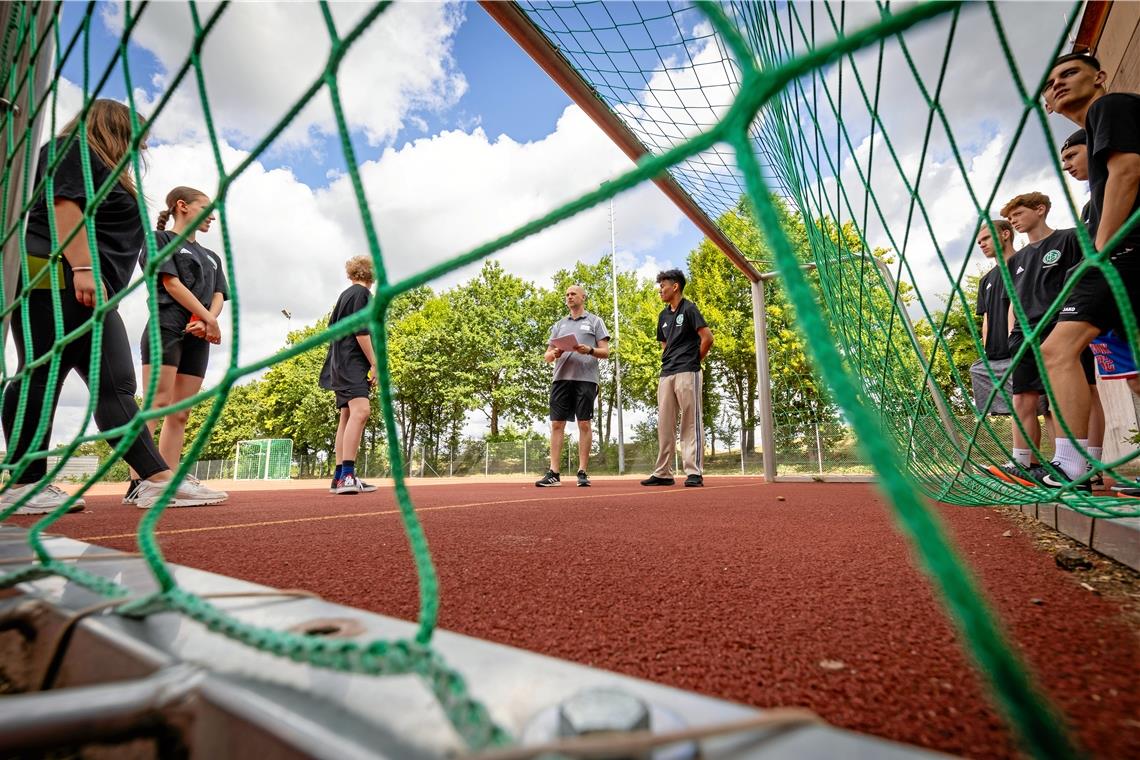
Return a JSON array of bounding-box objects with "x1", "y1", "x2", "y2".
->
[
  {"x1": 316, "y1": 104, "x2": 684, "y2": 289},
  {"x1": 113, "y1": 1, "x2": 467, "y2": 153}
]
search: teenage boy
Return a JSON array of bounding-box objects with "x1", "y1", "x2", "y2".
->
[
  {"x1": 1058, "y1": 128, "x2": 1140, "y2": 399},
  {"x1": 1040, "y1": 52, "x2": 1140, "y2": 489},
  {"x1": 535, "y1": 284, "x2": 610, "y2": 488},
  {"x1": 996, "y1": 193, "x2": 1100, "y2": 486},
  {"x1": 641, "y1": 269, "x2": 713, "y2": 488},
  {"x1": 971, "y1": 218, "x2": 1018, "y2": 416},
  {"x1": 320, "y1": 256, "x2": 379, "y2": 495}
]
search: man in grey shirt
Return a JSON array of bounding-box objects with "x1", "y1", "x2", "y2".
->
[{"x1": 536, "y1": 284, "x2": 610, "y2": 487}]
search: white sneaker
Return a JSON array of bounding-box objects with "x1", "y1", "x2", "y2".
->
[
  {"x1": 336, "y1": 474, "x2": 362, "y2": 495},
  {"x1": 0, "y1": 483, "x2": 85, "y2": 515},
  {"x1": 135, "y1": 477, "x2": 228, "y2": 509}
]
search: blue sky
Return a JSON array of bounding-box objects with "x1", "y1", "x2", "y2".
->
[{"x1": 53, "y1": 1, "x2": 703, "y2": 277}]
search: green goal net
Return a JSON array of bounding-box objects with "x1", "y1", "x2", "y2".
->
[
  {"x1": 2, "y1": 1, "x2": 1136, "y2": 756},
  {"x1": 235, "y1": 438, "x2": 293, "y2": 480}
]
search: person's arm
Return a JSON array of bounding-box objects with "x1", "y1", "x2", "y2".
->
[
  {"x1": 209, "y1": 291, "x2": 224, "y2": 317},
  {"x1": 162, "y1": 275, "x2": 221, "y2": 342},
  {"x1": 1007, "y1": 302, "x2": 1014, "y2": 335},
  {"x1": 576, "y1": 338, "x2": 610, "y2": 359},
  {"x1": 698, "y1": 327, "x2": 713, "y2": 360},
  {"x1": 356, "y1": 333, "x2": 378, "y2": 386},
  {"x1": 1095, "y1": 150, "x2": 1140, "y2": 251},
  {"x1": 544, "y1": 346, "x2": 564, "y2": 363},
  {"x1": 53, "y1": 199, "x2": 104, "y2": 307},
  {"x1": 981, "y1": 313, "x2": 989, "y2": 350}
]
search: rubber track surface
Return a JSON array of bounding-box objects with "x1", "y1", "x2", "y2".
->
[{"x1": 13, "y1": 480, "x2": 1139, "y2": 758}]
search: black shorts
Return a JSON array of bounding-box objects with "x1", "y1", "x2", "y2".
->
[
  {"x1": 1056, "y1": 249, "x2": 1140, "y2": 332},
  {"x1": 141, "y1": 324, "x2": 210, "y2": 377},
  {"x1": 335, "y1": 386, "x2": 370, "y2": 409},
  {"x1": 550, "y1": 380, "x2": 597, "y2": 421},
  {"x1": 1008, "y1": 327, "x2": 1095, "y2": 394}
]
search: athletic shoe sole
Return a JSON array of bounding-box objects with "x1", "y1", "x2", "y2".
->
[
  {"x1": 136, "y1": 496, "x2": 226, "y2": 509},
  {"x1": 985, "y1": 464, "x2": 1037, "y2": 487},
  {"x1": 12, "y1": 503, "x2": 86, "y2": 515},
  {"x1": 336, "y1": 486, "x2": 361, "y2": 495}
]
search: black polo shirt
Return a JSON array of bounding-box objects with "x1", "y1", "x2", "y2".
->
[
  {"x1": 1085, "y1": 93, "x2": 1140, "y2": 258},
  {"x1": 656, "y1": 298, "x2": 708, "y2": 376},
  {"x1": 1007, "y1": 228, "x2": 1084, "y2": 332},
  {"x1": 143, "y1": 230, "x2": 229, "y2": 331},
  {"x1": 24, "y1": 137, "x2": 144, "y2": 296},
  {"x1": 975, "y1": 265, "x2": 1011, "y2": 360},
  {"x1": 319, "y1": 283, "x2": 372, "y2": 390}
]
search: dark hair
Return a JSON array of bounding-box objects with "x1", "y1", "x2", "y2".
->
[
  {"x1": 1061, "y1": 129, "x2": 1086, "y2": 152},
  {"x1": 156, "y1": 186, "x2": 208, "y2": 230},
  {"x1": 1052, "y1": 52, "x2": 1101, "y2": 72},
  {"x1": 656, "y1": 268, "x2": 686, "y2": 292}
]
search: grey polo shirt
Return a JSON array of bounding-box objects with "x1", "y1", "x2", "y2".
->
[{"x1": 550, "y1": 311, "x2": 610, "y2": 383}]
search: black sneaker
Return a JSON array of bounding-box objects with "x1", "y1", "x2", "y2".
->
[
  {"x1": 1039, "y1": 462, "x2": 1092, "y2": 493},
  {"x1": 336, "y1": 474, "x2": 362, "y2": 494},
  {"x1": 358, "y1": 480, "x2": 378, "y2": 493},
  {"x1": 577, "y1": 470, "x2": 590, "y2": 487},
  {"x1": 640, "y1": 475, "x2": 675, "y2": 486},
  {"x1": 684, "y1": 474, "x2": 704, "y2": 487},
  {"x1": 985, "y1": 462, "x2": 1037, "y2": 487},
  {"x1": 535, "y1": 470, "x2": 561, "y2": 487},
  {"x1": 1112, "y1": 486, "x2": 1140, "y2": 498},
  {"x1": 122, "y1": 478, "x2": 141, "y2": 505},
  {"x1": 329, "y1": 477, "x2": 339, "y2": 494},
  {"x1": 1089, "y1": 473, "x2": 1106, "y2": 492}
]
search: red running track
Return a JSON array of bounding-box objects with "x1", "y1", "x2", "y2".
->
[{"x1": 10, "y1": 479, "x2": 1139, "y2": 758}]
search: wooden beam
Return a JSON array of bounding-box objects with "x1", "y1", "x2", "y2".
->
[
  {"x1": 479, "y1": 1, "x2": 761, "y2": 282},
  {"x1": 1074, "y1": 0, "x2": 1113, "y2": 53}
]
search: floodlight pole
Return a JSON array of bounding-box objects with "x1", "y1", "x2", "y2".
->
[
  {"x1": 751, "y1": 279, "x2": 777, "y2": 483},
  {"x1": 609, "y1": 200, "x2": 625, "y2": 474}
]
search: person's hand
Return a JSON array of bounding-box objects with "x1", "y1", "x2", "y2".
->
[
  {"x1": 203, "y1": 315, "x2": 222, "y2": 344},
  {"x1": 552, "y1": 347, "x2": 564, "y2": 358},
  {"x1": 72, "y1": 270, "x2": 104, "y2": 308},
  {"x1": 574, "y1": 344, "x2": 592, "y2": 355},
  {"x1": 185, "y1": 317, "x2": 206, "y2": 338},
  {"x1": 368, "y1": 364, "x2": 379, "y2": 387}
]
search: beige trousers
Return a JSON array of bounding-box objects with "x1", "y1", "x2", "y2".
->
[{"x1": 652, "y1": 371, "x2": 704, "y2": 478}]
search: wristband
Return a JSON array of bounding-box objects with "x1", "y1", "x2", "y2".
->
[
  {"x1": 588, "y1": 346, "x2": 594, "y2": 355},
  {"x1": 70, "y1": 266, "x2": 93, "y2": 272}
]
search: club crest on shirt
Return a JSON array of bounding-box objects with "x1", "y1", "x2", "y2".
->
[
  {"x1": 1042, "y1": 249, "x2": 1061, "y2": 266},
  {"x1": 676, "y1": 314, "x2": 685, "y2": 326}
]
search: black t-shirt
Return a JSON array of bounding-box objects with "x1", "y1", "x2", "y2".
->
[
  {"x1": 142, "y1": 230, "x2": 229, "y2": 330},
  {"x1": 976, "y1": 265, "x2": 1011, "y2": 360},
  {"x1": 319, "y1": 283, "x2": 372, "y2": 390},
  {"x1": 24, "y1": 137, "x2": 143, "y2": 296},
  {"x1": 656, "y1": 298, "x2": 708, "y2": 376},
  {"x1": 1007, "y1": 228, "x2": 1084, "y2": 332},
  {"x1": 1085, "y1": 93, "x2": 1140, "y2": 261}
]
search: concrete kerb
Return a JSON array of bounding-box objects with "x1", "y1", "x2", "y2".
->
[{"x1": 1021, "y1": 501, "x2": 1140, "y2": 573}]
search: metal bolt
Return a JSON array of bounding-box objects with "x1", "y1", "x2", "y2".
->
[{"x1": 557, "y1": 686, "x2": 651, "y2": 759}]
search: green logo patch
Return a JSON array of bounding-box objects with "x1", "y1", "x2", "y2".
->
[{"x1": 1042, "y1": 249, "x2": 1061, "y2": 265}]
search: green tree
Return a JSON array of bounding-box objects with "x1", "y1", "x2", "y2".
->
[
  {"x1": 183, "y1": 381, "x2": 266, "y2": 461},
  {"x1": 446, "y1": 260, "x2": 551, "y2": 436}
]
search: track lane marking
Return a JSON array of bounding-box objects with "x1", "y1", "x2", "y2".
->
[{"x1": 77, "y1": 482, "x2": 764, "y2": 542}]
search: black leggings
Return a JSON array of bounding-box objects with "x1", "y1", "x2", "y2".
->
[{"x1": 3, "y1": 291, "x2": 167, "y2": 484}]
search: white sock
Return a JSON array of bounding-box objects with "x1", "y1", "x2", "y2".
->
[
  {"x1": 1087, "y1": 446, "x2": 1102, "y2": 465},
  {"x1": 1053, "y1": 439, "x2": 1088, "y2": 480},
  {"x1": 1012, "y1": 448, "x2": 1032, "y2": 467}
]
